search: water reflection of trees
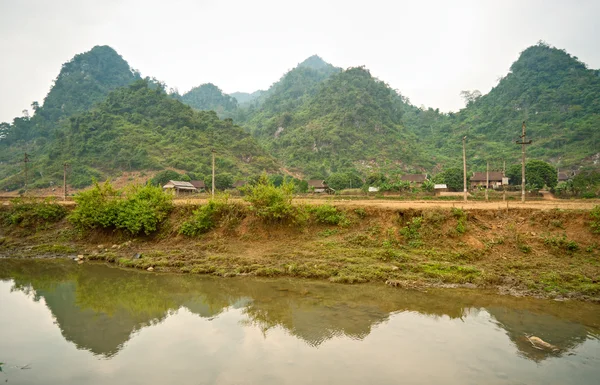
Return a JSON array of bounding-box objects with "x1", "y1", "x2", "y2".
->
[{"x1": 0, "y1": 259, "x2": 598, "y2": 360}]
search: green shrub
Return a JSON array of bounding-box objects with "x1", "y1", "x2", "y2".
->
[
  {"x1": 2, "y1": 198, "x2": 67, "y2": 228},
  {"x1": 69, "y1": 181, "x2": 173, "y2": 235},
  {"x1": 311, "y1": 204, "x2": 349, "y2": 226},
  {"x1": 69, "y1": 181, "x2": 120, "y2": 230},
  {"x1": 180, "y1": 195, "x2": 245, "y2": 236},
  {"x1": 241, "y1": 173, "x2": 295, "y2": 222},
  {"x1": 591, "y1": 206, "x2": 600, "y2": 234},
  {"x1": 400, "y1": 217, "x2": 422, "y2": 241},
  {"x1": 113, "y1": 184, "x2": 174, "y2": 235}
]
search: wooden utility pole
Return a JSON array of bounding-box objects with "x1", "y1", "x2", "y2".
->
[
  {"x1": 23, "y1": 152, "x2": 30, "y2": 191},
  {"x1": 515, "y1": 121, "x2": 532, "y2": 203},
  {"x1": 502, "y1": 160, "x2": 506, "y2": 202},
  {"x1": 462, "y1": 136, "x2": 467, "y2": 202},
  {"x1": 211, "y1": 149, "x2": 216, "y2": 198},
  {"x1": 485, "y1": 161, "x2": 489, "y2": 201},
  {"x1": 63, "y1": 162, "x2": 69, "y2": 201}
]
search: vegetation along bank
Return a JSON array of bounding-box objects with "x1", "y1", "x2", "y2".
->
[{"x1": 1, "y1": 179, "x2": 599, "y2": 302}]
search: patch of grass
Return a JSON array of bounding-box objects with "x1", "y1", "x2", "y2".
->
[
  {"x1": 343, "y1": 233, "x2": 379, "y2": 247},
  {"x1": 452, "y1": 208, "x2": 467, "y2": 235},
  {"x1": 418, "y1": 262, "x2": 481, "y2": 283},
  {"x1": 311, "y1": 204, "x2": 350, "y2": 226},
  {"x1": 31, "y1": 244, "x2": 77, "y2": 254},
  {"x1": 318, "y1": 228, "x2": 339, "y2": 237},
  {"x1": 542, "y1": 233, "x2": 579, "y2": 252}
]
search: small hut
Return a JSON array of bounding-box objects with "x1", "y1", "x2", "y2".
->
[
  {"x1": 162, "y1": 180, "x2": 198, "y2": 195},
  {"x1": 190, "y1": 180, "x2": 206, "y2": 192},
  {"x1": 308, "y1": 180, "x2": 333, "y2": 194}
]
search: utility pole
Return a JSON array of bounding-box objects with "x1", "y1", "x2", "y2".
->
[
  {"x1": 211, "y1": 149, "x2": 216, "y2": 198},
  {"x1": 503, "y1": 160, "x2": 506, "y2": 202},
  {"x1": 515, "y1": 121, "x2": 532, "y2": 203},
  {"x1": 23, "y1": 152, "x2": 30, "y2": 192},
  {"x1": 462, "y1": 136, "x2": 467, "y2": 202},
  {"x1": 485, "y1": 161, "x2": 489, "y2": 201},
  {"x1": 63, "y1": 162, "x2": 69, "y2": 201}
]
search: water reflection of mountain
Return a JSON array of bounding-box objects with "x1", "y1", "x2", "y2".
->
[{"x1": 0, "y1": 259, "x2": 598, "y2": 360}]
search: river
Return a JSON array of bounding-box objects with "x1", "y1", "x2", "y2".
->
[{"x1": 0, "y1": 258, "x2": 598, "y2": 384}]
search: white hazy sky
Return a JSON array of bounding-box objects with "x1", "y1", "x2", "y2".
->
[{"x1": 0, "y1": 0, "x2": 599, "y2": 122}]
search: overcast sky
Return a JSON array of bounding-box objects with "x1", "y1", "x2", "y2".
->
[{"x1": 0, "y1": 0, "x2": 599, "y2": 122}]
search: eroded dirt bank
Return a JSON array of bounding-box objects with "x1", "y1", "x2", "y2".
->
[{"x1": 1, "y1": 204, "x2": 599, "y2": 301}]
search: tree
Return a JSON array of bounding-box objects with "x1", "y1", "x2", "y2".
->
[
  {"x1": 150, "y1": 170, "x2": 183, "y2": 186},
  {"x1": 459, "y1": 90, "x2": 482, "y2": 106},
  {"x1": 507, "y1": 160, "x2": 557, "y2": 190},
  {"x1": 525, "y1": 160, "x2": 557, "y2": 189},
  {"x1": 433, "y1": 168, "x2": 466, "y2": 191},
  {"x1": 571, "y1": 168, "x2": 600, "y2": 196},
  {"x1": 214, "y1": 173, "x2": 233, "y2": 190}
]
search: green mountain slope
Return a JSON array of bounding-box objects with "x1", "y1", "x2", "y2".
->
[
  {"x1": 39, "y1": 80, "x2": 277, "y2": 188},
  {"x1": 247, "y1": 67, "x2": 427, "y2": 177},
  {"x1": 180, "y1": 83, "x2": 238, "y2": 117},
  {"x1": 230, "y1": 90, "x2": 264, "y2": 105},
  {"x1": 407, "y1": 42, "x2": 600, "y2": 171},
  {"x1": 41, "y1": 45, "x2": 141, "y2": 122}
]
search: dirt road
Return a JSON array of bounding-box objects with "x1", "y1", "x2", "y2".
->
[{"x1": 171, "y1": 197, "x2": 600, "y2": 210}]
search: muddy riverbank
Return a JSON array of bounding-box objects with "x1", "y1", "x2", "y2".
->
[{"x1": 1, "y1": 203, "x2": 599, "y2": 301}]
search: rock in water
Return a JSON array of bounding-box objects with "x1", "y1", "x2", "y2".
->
[
  {"x1": 527, "y1": 336, "x2": 559, "y2": 351},
  {"x1": 147, "y1": 267, "x2": 154, "y2": 272}
]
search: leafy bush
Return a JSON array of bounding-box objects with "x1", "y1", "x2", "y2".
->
[
  {"x1": 2, "y1": 198, "x2": 67, "y2": 228},
  {"x1": 69, "y1": 181, "x2": 173, "y2": 235},
  {"x1": 590, "y1": 206, "x2": 600, "y2": 234},
  {"x1": 421, "y1": 180, "x2": 435, "y2": 192},
  {"x1": 69, "y1": 181, "x2": 120, "y2": 230},
  {"x1": 400, "y1": 217, "x2": 422, "y2": 240},
  {"x1": 311, "y1": 204, "x2": 349, "y2": 226},
  {"x1": 113, "y1": 184, "x2": 174, "y2": 235},
  {"x1": 180, "y1": 195, "x2": 245, "y2": 236},
  {"x1": 241, "y1": 173, "x2": 295, "y2": 222}
]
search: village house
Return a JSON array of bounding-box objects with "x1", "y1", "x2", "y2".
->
[
  {"x1": 400, "y1": 174, "x2": 428, "y2": 187},
  {"x1": 558, "y1": 172, "x2": 570, "y2": 183},
  {"x1": 190, "y1": 180, "x2": 206, "y2": 192},
  {"x1": 308, "y1": 180, "x2": 333, "y2": 194},
  {"x1": 162, "y1": 180, "x2": 198, "y2": 195},
  {"x1": 434, "y1": 184, "x2": 448, "y2": 195},
  {"x1": 233, "y1": 181, "x2": 247, "y2": 189},
  {"x1": 470, "y1": 172, "x2": 507, "y2": 189}
]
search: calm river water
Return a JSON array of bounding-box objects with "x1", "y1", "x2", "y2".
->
[{"x1": 0, "y1": 259, "x2": 598, "y2": 385}]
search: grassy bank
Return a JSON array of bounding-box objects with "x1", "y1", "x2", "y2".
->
[{"x1": 1, "y1": 192, "x2": 599, "y2": 301}]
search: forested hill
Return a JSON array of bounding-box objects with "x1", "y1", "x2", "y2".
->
[
  {"x1": 0, "y1": 80, "x2": 277, "y2": 190},
  {"x1": 405, "y1": 43, "x2": 600, "y2": 171},
  {"x1": 40, "y1": 46, "x2": 141, "y2": 123},
  {"x1": 0, "y1": 45, "x2": 140, "y2": 146},
  {"x1": 179, "y1": 83, "x2": 238, "y2": 117},
  {"x1": 245, "y1": 66, "x2": 427, "y2": 177},
  {"x1": 237, "y1": 43, "x2": 600, "y2": 177}
]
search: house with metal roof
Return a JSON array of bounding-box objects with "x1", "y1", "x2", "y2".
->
[
  {"x1": 470, "y1": 172, "x2": 507, "y2": 189},
  {"x1": 308, "y1": 180, "x2": 333, "y2": 194},
  {"x1": 162, "y1": 180, "x2": 198, "y2": 195}
]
